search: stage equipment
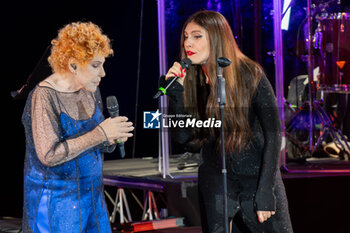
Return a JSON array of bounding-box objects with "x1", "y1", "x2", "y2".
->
[
  {"x1": 323, "y1": 137, "x2": 350, "y2": 159},
  {"x1": 273, "y1": 0, "x2": 287, "y2": 166},
  {"x1": 103, "y1": 157, "x2": 199, "y2": 229},
  {"x1": 10, "y1": 45, "x2": 51, "y2": 99},
  {"x1": 315, "y1": 12, "x2": 350, "y2": 93},
  {"x1": 105, "y1": 187, "x2": 132, "y2": 224},
  {"x1": 282, "y1": 0, "x2": 293, "y2": 30},
  {"x1": 284, "y1": 0, "x2": 350, "y2": 172},
  {"x1": 132, "y1": 0, "x2": 145, "y2": 158},
  {"x1": 157, "y1": 0, "x2": 171, "y2": 179},
  {"x1": 285, "y1": 96, "x2": 350, "y2": 159},
  {"x1": 103, "y1": 173, "x2": 165, "y2": 228},
  {"x1": 119, "y1": 217, "x2": 184, "y2": 232},
  {"x1": 217, "y1": 56, "x2": 231, "y2": 233},
  {"x1": 142, "y1": 190, "x2": 160, "y2": 221}
]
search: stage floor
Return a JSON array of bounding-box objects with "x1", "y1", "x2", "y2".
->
[
  {"x1": 103, "y1": 154, "x2": 199, "y2": 192},
  {"x1": 103, "y1": 154, "x2": 350, "y2": 183},
  {"x1": 103, "y1": 154, "x2": 198, "y2": 178},
  {"x1": 102, "y1": 155, "x2": 350, "y2": 233},
  {"x1": 0, "y1": 218, "x2": 202, "y2": 233},
  {"x1": 1, "y1": 155, "x2": 350, "y2": 233}
]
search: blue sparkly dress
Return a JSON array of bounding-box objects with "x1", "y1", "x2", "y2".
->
[{"x1": 22, "y1": 85, "x2": 112, "y2": 233}]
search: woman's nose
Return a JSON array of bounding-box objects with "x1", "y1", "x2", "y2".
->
[
  {"x1": 185, "y1": 39, "x2": 192, "y2": 49},
  {"x1": 100, "y1": 67, "x2": 106, "y2": 77}
]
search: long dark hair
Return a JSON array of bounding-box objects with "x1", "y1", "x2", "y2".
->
[{"x1": 180, "y1": 10, "x2": 263, "y2": 152}]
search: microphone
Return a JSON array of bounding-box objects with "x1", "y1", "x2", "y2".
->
[
  {"x1": 153, "y1": 58, "x2": 192, "y2": 99},
  {"x1": 106, "y1": 96, "x2": 126, "y2": 158},
  {"x1": 217, "y1": 57, "x2": 231, "y2": 68},
  {"x1": 177, "y1": 162, "x2": 199, "y2": 170}
]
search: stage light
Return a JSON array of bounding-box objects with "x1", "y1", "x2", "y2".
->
[{"x1": 281, "y1": 0, "x2": 292, "y2": 30}]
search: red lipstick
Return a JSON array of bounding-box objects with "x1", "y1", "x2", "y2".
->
[{"x1": 186, "y1": 51, "x2": 195, "y2": 56}]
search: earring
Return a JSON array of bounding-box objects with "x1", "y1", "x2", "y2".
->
[{"x1": 71, "y1": 64, "x2": 77, "y2": 74}]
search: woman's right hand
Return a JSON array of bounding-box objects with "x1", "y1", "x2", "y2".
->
[
  {"x1": 99, "y1": 116, "x2": 134, "y2": 144},
  {"x1": 165, "y1": 62, "x2": 187, "y2": 86}
]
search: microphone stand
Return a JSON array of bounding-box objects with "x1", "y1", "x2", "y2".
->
[
  {"x1": 11, "y1": 45, "x2": 51, "y2": 99},
  {"x1": 217, "y1": 57, "x2": 231, "y2": 233},
  {"x1": 306, "y1": 0, "x2": 316, "y2": 151}
]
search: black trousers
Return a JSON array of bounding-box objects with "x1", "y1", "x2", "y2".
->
[{"x1": 198, "y1": 163, "x2": 293, "y2": 233}]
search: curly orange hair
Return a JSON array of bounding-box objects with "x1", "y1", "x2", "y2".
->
[{"x1": 48, "y1": 22, "x2": 113, "y2": 73}]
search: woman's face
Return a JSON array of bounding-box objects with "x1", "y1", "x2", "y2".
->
[
  {"x1": 183, "y1": 22, "x2": 210, "y2": 65},
  {"x1": 74, "y1": 54, "x2": 106, "y2": 92}
]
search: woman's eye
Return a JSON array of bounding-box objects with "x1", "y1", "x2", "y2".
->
[{"x1": 194, "y1": 35, "x2": 202, "y2": 39}]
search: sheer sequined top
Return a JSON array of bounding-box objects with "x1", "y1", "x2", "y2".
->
[
  {"x1": 21, "y1": 85, "x2": 114, "y2": 232},
  {"x1": 22, "y1": 85, "x2": 108, "y2": 170}
]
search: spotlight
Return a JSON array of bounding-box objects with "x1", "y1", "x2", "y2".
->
[{"x1": 281, "y1": 0, "x2": 292, "y2": 30}]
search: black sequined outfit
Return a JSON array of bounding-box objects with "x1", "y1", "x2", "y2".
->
[{"x1": 161, "y1": 73, "x2": 293, "y2": 233}]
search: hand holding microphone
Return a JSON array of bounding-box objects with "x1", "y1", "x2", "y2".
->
[
  {"x1": 99, "y1": 96, "x2": 134, "y2": 157},
  {"x1": 153, "y1": 58, "x2": 192, "y2": 99},
  {"x1": 165, "y1": 60, "x2": 189, "y2": 85},
  {"x1": 99, "y1": 117, "x2": 133, "y2": 144}
]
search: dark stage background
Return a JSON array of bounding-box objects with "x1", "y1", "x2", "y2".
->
[{"x1": 3, "y1": 0, "x2": 350, "y2": 232}]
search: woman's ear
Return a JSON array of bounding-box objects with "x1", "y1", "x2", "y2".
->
[{"x1": 68, "y1": 59, "x2": 77, "y2": 74}]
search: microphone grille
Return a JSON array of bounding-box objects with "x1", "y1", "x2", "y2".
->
[
  {"x1": 217, "y1": 57, "x2": 231, "y2": 68},
  {"x1": 106, "y1": 96, "x2": 118, "y2": 109},
  {"x1": 180, "y1": 58, "x2": 192, "y2": 69}
]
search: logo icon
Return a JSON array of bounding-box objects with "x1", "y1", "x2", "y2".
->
[{"x1": 143, "y1": 110, "x2": 162, "y2": 129}]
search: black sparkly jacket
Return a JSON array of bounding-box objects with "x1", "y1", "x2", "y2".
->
[{"x1": 160, "y1": 73, "x2": 282, "y2": 212}]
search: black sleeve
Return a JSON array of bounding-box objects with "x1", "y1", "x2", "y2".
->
[
  {"x1": 159, "y1": 76, "x2": 193, "y2": 146},
  {"x1": 252, "y1": 75, "x2": 282, "y2": 211},
  {"x1": 159, "y1": 75, "x2": 185, "y2": 116}
]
